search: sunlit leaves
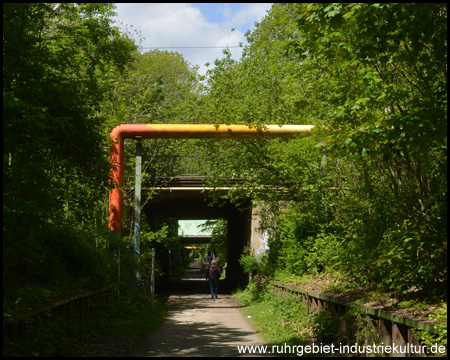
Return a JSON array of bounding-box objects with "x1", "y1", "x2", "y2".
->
[
  {"x1": 3, "y1": 3, "x2": 137, "y2": 287},
  {"x1": 221, "y1": 3, "x2": 448, "y2": 296}
]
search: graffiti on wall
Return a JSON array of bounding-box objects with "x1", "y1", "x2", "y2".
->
[{"x1": 251, "y1": 227, "x2": 269, "y2": 257}]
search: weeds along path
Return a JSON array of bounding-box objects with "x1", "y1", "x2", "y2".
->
[{"x1": 130, "y1": 261, "x2": 267, "y2": 357}]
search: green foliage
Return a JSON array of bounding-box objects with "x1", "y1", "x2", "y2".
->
[
  {"x1": 345, "y1": 302, "x2": 381, "y2": 346},
  {"x1": 4, "y1": 289, "x2": 167, "y2": 357},
  {"x1": 412, "y1": 304, "x2": 447, "y2": 357},
  {"x1": 116, "y1": 216, "x2": 186, "y2": 284},
  {"x1": 4, "y1": 311, "x2": 78, "y2": 357},
  {"x1": 235, "y1": 275, "x2": 271, "y2": 305},
  {"x1": 312, "y1": 309, "x2": 342, "y2": 344},
  {"x1": 266, "y1": 203, "x2": 344, "y2": 279},
  {"x1": 234, "y1": 279, "x2": 312, "y2": 345},
  {"x1": 3, "y1": 2, "x2": 136, "y2": 310},
  {"x1": 109, "y1": 290, "x2": 167, "y2": 336},
  {"x1": 239, "y1": 247, "x2": 263, "y2": 275},
  {"x1": 211, "y1": 2, "x2": 447, "y2": 298},
  {"x1": 104, "y1": 49, "x2": 200, "y2": 126},
  {"x1": 196, "y1": 220, "x2": 228, "y2": 267},
  {"x1": 287, "y1": 3, "x2": 447, "y2": 295},
  {"x1": 3, "y1": 223, "x2": 115, "y2": 314},
  {"x1": 140, "y1": 220, "x2": 187, "y2": 279},
  {"x1": 398, "y1": 299, "x2": 429, "y2": 315}
]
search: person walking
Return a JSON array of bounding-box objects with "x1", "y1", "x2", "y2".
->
[{"x1": 205, "y1": 259, "x2": 221, "y2": 299}]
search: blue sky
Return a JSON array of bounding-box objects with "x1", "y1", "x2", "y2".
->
[{"x1": 113, "y1": 3, "x2": 272, "y2": 75}]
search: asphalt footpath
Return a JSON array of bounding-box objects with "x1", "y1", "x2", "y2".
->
[{"x1": 129, "y1": 260, "x2": 269, "y2": 357}]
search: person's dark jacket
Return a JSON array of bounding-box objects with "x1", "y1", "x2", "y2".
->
[{"x1": 205, "y1": 263, "x2": 221, "y2": 280}]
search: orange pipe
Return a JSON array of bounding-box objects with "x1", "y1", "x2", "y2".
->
[{"x1": 109, "y1": 124, "x2": 314, "y2": 232}]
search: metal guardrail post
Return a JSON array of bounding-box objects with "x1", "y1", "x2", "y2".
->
[{"x1": 151, "y1": 248, "x2": 155, "y2": 302}]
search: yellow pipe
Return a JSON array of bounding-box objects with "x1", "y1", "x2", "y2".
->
[{"x1": 110, "y1": 124, "x2": 314, "y2": 231}]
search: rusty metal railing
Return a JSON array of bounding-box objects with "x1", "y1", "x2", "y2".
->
[
  {"x1": 3, "y1": 286, "x2": 114, "y2": 355},
  {"x1": 272, "y1": 282, "x2": 438, "y2": 356}
]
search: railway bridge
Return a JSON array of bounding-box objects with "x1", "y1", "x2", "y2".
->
[{"x1": 144, "y1": 175, "x2": 257, "y2": 287}]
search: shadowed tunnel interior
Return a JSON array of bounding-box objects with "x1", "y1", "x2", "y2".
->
[{"x1": 144, "y1": 189, "x2": 252, "y2": 293}]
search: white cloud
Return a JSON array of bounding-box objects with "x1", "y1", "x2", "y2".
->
[
  {"x1": 217, "y1": 3, "x2": 233, "y2": 20},
  {"x1": 228, "y1": 3, "x2": 271, "y2": 29},
  {"x1": 113, "y1": 3, "x2": 272, "y2": 75}
]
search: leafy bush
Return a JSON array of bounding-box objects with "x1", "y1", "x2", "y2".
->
[
  {"x1": 312, "y1": 308, "x2": 342, "y2": 343},
  {"x1": 265, "y1": 205, "x2": 344, "y2": 279},
  {"x1": 4, "y1": 222, "x2": 114, "y2": 315},
  {"x1": 36, "y1": 224, "x2": 113, "y2": 286},
  {"x1": 345, "y1": 302, "x2": 380, "y2": 346},
  {"x1": 234, "y1": 279, "x2": 312, "y2": 344},
  {"x1": 412, "y1": 304, "x2": 447, "y2": 357},
  {"x1": 239, "y1": 247, "x2": 267, "y2": 276}
]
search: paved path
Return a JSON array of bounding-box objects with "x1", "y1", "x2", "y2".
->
[{"x1": 130, "y1": 261, "x2": 268, "y2": 357}]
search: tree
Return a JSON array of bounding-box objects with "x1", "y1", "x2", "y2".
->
[
  {"x1": 104, "y1": 49, "x2": 201, "y2": 126},
  {"x1": 197, "y1": 220, "x2": 228, "y2": 267},
  {"x1": 288, "y1": 3, "x2": 447, "y2": 295},
  {"x1": 3, "y1": 3, "x2": 136, "y2": 289},
  {"x1": 100, "y1": 49, "x2": 206, "y2": 240},
  {"x1": 198, "y1": 3, "x2": 447, "y2": 296}
]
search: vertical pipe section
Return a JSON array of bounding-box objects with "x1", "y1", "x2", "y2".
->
[
  {"x1": 134, "y1": 139, "x2": 142, "y2": 283},
  {"x1": 134, "y1": 138, "x2": 142, "y2": 257}
]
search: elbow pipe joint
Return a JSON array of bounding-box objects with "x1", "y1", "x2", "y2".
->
[{"x1": 109, "y1": 124, "x2": 314, "y2": 232}]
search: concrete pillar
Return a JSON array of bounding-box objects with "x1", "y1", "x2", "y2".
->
[
  {"x1": 407, "y1": 328, "x2": 425, "y2": 357},
  {"x1": 392, "y1": 322, "x2": 408, "y2": 357},
  {"x1": 226, "y1": 204, "x2": 252, "y2": 288},
  {"x1": 250, "y1": 202, "x2": 269, "y2": 257},
  {"x1": 378, "y1": 318, "x2": 392, "y2": 348}
]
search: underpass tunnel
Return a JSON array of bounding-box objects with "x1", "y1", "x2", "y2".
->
[{"x1": 143, "y1": 189, "x2": 252, "y2": 291}]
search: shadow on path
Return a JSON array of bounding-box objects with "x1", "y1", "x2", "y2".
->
[{"x1": 129, "y1": 260, "x2": 268, "y2": 357}]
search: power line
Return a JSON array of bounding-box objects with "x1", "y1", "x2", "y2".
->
[{"x1": 141, "y1": 46, "x2": 242, "y2": 49}]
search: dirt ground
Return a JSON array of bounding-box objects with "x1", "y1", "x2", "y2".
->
[
  {"x1": 61, "y1": 260, "x2": 268, "y2": 357},
  {"x1": 128, "y1": 261, "x2": 268, "y2": 357}
]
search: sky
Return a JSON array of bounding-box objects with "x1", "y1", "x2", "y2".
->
[{"x1": 112, "y1": 3, "x2": 272, "y2": 75}]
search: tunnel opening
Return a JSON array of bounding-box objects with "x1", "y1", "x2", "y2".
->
[
  {"x1": 144, "y1": 188, "x2": 252, "y2": 294},
  {"x1": 178, "y1": 219, "x2": 222, "y2": 274}
]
